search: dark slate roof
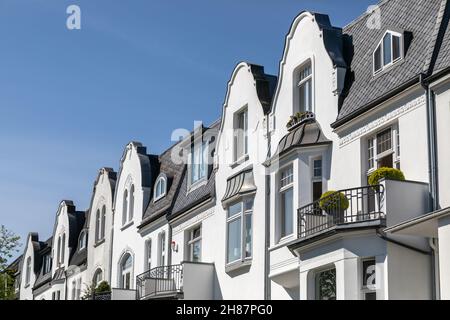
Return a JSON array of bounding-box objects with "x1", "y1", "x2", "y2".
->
[
  {"x1": 222, "y1": 166, "x2": 257, "y2": 205},
  {"x1": 52, "y1": 267, "x2": 65, "y2": 282},
  {"x1": 140, "y1": 142, "x2": 185, "y2": 226},
  {"x1": 169, "y1": 122, "x2": 220, "y2": 220},
  {"x1": 33, "y1": 237, "x2": 52, "y2": 290},
  {"x1": 266, "y1": 119, "x2": 331, "y2": 165},
  {"x1": 249, "y1": 64, "x2": 278, "y2": 114},
  {"x1": 6, "y1": 254, "x2": 23, "y2": 274},
  {"x1": 431, "y1": 1, "x2": 450, "y2": 73},
  {"x1": 335, "y1": 0, "x2": 446, "y2": 125},
  {"x1": 69, "y1": 214, "x2": 88, "y2": 267}
]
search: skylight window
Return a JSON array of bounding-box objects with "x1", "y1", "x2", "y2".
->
[{"x1": 373, "y1": 31, "x2": 403, "y2": 74}]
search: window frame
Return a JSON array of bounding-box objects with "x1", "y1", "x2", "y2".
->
[
  {"x1": 145, "y1": 239, "x2": 152, "y2": 271},
  {"x1": 297, "y1": 61, "x2": 313, "y2": 113},
  {"x1": 158, "y1": 232, "x2": 166, "y2": 267},
  {"x1": 225, "y1": 197, "x2": 253, "y2": 266},
  {"x1": 361, "y1": 258, "x2": 377, "y2": 300},
  {"x1": 187, "y1": 225, "x2": 202, "y2": 263},
  {"x1": 311, "y1": 156, "x2": 323, "y2": 202},
  {"x1": 78, "y1": 231, "x2": 87, "y2": 251},
  {"x1": 373, "y1": 30, "x2": 404, "y2": 75},
  {"x1": 25, "y1": 257, "x2": 31, "y2": 286},
  {"x1": 366, "y1": 124, "x2": 400, "y2": 175},
  {"x1": 189, "y1": 139, "x2": 208, "y2": 188},
  {"x1": 278, "y1": 164, "x2": 295, "y2": 241},
  {"x1": 154, "y1": 176, "x2": 167, "y2": 201},
  {"x1": 315, "y1": 266, "x2": 337, "y2": 301},
  {"x1": 233, "y1": 107, "x2": 249, "y2": 163},
  {"x1": 120, "y1": 253, "x2": 133, "y2": 290}
]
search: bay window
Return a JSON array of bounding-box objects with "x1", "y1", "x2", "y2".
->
[{"x1": 226, "y1": 198, "x2": 253, "y2": 265}]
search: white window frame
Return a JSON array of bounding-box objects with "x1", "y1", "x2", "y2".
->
[
  {"x1": 78, "y1": 231, "x2": 86, "y2": 250},
  {"x1": 158, "y1": 232, "x2": 166, "y2": 267},
  {"x1": 278, "y1": 164, "x2": 294, "y2": 241},
  {"x1": 154, "y1": 176, "x2": 167, "y2": 201},
  {"x1": 43, "y1": 254, "x2": 51, "y2": 275},
  {"x1": 311, "y1": 156, "x2": 323, "y2": 202},
  {"x1": 25, "y1": 257, "x2": 31, "y2": 286},
  {"x1": 189, "y1": 139, "x2": 208, "y2": 188},
  {"x1": 366, "y1": 124, "x2": 400, "y2": 175},
  {"x1": 187, "y1": 225, "x2": 202, "y2": 262},
  {"x1": 120, "y1": 253, "x2": 133, "y2": 290},
  {"x1": 373, "y1": 30, "x2": 404, "y2": 75},
  {"x1": 145, "y1": 239, "x2": 152, "y2": 271},
  {"x1": 100, "y1": 205, "x2": 106, "y2": 240},
  {"x1": 225, "y1": 197, "x2": 253, "y2": 266},
  {"x1": 233, "y1": 107, "x2": 249, "y2": 163},
  {"x1": 297, "y1": 61, "x2": 313, "y2": 113},
  {"x1": 93, "y1": 268, "x2": 103, "y2": 287}
]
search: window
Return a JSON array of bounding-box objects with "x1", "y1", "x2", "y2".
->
[
  {"x1": 78, "y1": 231, "x2": 86, "y2": 250},
  {"x1": 373, "y1": 31, "x2": 403, "y2": 74},
  {"x1": 129, "y1": 185, "x2": 135, "y2": 221},
  {"x1": 191, "y1": 141, "x2": 207, "y2": 185},
  {"x1": 120, "y1": 253, "x2": 133, "y2": 290},
  {"x1": 101, "y1": 205, "x2": 106, "y2": 240},
  {"x1": 76, "y1": 278, "x2": 82, "y2": 300},
  {"x1": 226, "y1": 198, "x2": 253, "y2": 264},
  {"x1": 187, "y1": 225, "x2": 202, "y2": 262},
  {"x1": 95, "y1": 209, "x2": 100, "y2": 242},
  {"x1": 25, "y1": 257, "x2": 31, "y2": 285},
  {"x1": 362, "y1": 258, "x2": 377, "y2": 300},
  {"x1": 297, "y1": 62, "x2": 313, "y2": 112},
  {"x1": 71, "y1": 281, "x2": 76, "y2": 300},
  {"x1": 122, "y1": 189, "x2": 128, "y2": 225},
  {"x1": 43, "y1": 254, "x2": 52, "y2": 274},
  {"x1": 61, "y1": 234, "x2": 66, "y2": 264},
  {"x1": 154, "y1": 176, "x2": 167, "y2": 201},
  {"x1": 56, "y1": 236, "x2": 61, "y2": 266},
  {"x1": 279, "y1": 166, "x2": 294, "y2": 239},
  {"x1": 93, "y1": 269, "x2": 103, "y2": 287},
  {"x1": 158, "y1": 232, "x2": 166, "y2": 267},
  {"x1": 367, "y1": 126, "x2": 400, "y2": 173},
  {"x1": 315, "y1": 267, "x2": 337, "y2": 300},
  {"x1": 312, "y1": 158, "x2": 323, "y2": 202},
  {"x1": 145, "y1": 240, "x2": 152, "y2": 271},
  {"x1": 234, "y1": 108, "x2": 248, "y2": 162},
  {"x1": 52, "y1": 291, "x2": 61, "y2": 300}
]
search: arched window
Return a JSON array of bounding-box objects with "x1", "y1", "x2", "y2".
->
[
  {"x1": 93, "y1": 269, "x2": 103, "y2": 287},
  {"x1": 122, "y1": 189, "x2": 128, "y2": 226},
  {"x1": 56, "y1": 236, "x2": 61, "y2": 266},
  {"x1": 154, "y1": 176, "x2": 167, "y2": 201},
  {"x1": 78, "y1": 231, "x2": 87, "y2": 250},
  {"x1": 95, "y1": 209, "x2": 100, "y2": 242},
  {"x1": 25, "y1": 257, "x2": 31, "y2": 285},
  {"x1": 120, "y1": 253, "x2": 133, "y2": 289},
  {"x1": 129, "y1": 185, "x2": 135, "y2": 221},
  {"x1": 61, "y1": 234, "x2": 66, "y2": 264},
  {"x1": 101, "y1": 205, "x2": 106, "y2": 240}
]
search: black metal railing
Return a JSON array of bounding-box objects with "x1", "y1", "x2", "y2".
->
[
  {"x1": 136, "y1": 264, "x2": 183, "y2": 300},
  {"x1": 91, "y1": 291, "x2": 111, "y2": 300},
  {"x1": 298, "y1": 185, "x2": 385, "y2": 238}
]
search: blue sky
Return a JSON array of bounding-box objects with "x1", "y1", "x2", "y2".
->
[{"x1": 0, "y1": 0, "x2": 375, "y2": 260}]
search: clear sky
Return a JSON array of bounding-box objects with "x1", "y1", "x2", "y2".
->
[{"x1": 0, "y1": 0, "x2": 376, "y2": 260}]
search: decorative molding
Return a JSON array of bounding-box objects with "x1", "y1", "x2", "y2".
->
[
  {"x1": 172, "y1": 207, "x2": 215, "y2": 236},
  {"x1": 339, "y1": 95, "x2": 426, "y2": 147},
  {"x1": 270, "y1": 257, "x2": 298, "y2": 272}
]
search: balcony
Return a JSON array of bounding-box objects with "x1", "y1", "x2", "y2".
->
[
  {"x1": 295, "y1": 179, "x2": 431, "y2": 245},
  {"x1": 298, "y1": 185, "x2": 385, "y2": 240},
  {"x1": 136, "y1": 261, "x2": 214, "y2": 300}
]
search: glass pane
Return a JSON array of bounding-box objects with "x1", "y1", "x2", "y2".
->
[
  {"x1": 227, "y1": 218, "x2": 242, "y2": 263},
  {"x1": 374, "y1": 46, "x2": 382, "y2": 72},
  {"x1": 228, "y1": 202, "x2": 242, "y2": 218},
  {"x1": 316, "y1": 268, "x2": 336, "y2": 300},
  {"x1": 299, "y1": 79, "x2": 312, "y2": 112},
  {"x1": 368, "y1": 138, "x2": 374, "y2": 169},
  {"x1": 244, "y1": 199, "x2": 254, "y2": 212},
  {"x1": 362, "y1": 259, "x2": 376, "y2": 288},
  {"x1": 245, "y1": 214, "x2": 252, "y2": 258},
  {"x1": 313, "y1": 159, "x2": 322, "y2": 178},
  {"x1": 383, "y1": 33, "x2": 392, "y2": 65},
  {"x1": 281, "y1": 188, "x2": 294, "y2": 237},
  {"x1": 192, "y1": 240, "x2": 201, "y2": 262},
  {"x1": 313, "y1": 181, "x2": 323, "y2": 202},
  {"x1": 280, "y1": 166, "x2": 293, "y2": 188},
  {"x1": 377, "y1": 128, "x2": 392, "y2": 154},
  {"x1": 192, "y1": 226, "x2": 201, "y2": 239},
  {"x1": 393, "y1": 35, "x2": 401, "y2": 60},
  {"x1": 378, "y1": 153, "x2": 393, "y2": 168}
]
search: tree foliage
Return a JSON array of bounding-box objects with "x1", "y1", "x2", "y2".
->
[{"x1": 0, "y1": 225, "x2": 21, "y2": 272}]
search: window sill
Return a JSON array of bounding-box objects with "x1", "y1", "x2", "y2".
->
[
  {"x1": 94, "y1": 239, "x2": 106, "y2": 248},
  {"x1": 120, "y1": 221, "x2": 134, "y2": 231},
  {"x1": 187, "y1": 178, "x2": 207, "y2": 194},
  {"x1": 230, "y1": 155, "x2": 249, "y2": 169},
  {"x1": 225, "y1": 259, "x2": 252, "y2": 274},
  {"x1": 269, "y1": 235, "x2": 296, "y2": 252}
]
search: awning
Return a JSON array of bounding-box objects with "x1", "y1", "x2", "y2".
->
[
  {"x1": 264, "y1": 120, "x2": 331, "y2": 166},
  {"x1": 222, "y1": 167, "x2": 257, "y2": 206}
]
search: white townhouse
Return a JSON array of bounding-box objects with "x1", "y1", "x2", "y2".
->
[
  {"x1": 12, "y1": 0, "x2": 450, "y2": 301},
  {"x1": 86, "y1": 168, "x2": 117, "y2": 289}
]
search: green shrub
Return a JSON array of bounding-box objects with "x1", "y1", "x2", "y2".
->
[
  {"x1": 319, "y1": 191, "x2": 349, "y2": 211},
  {"x1": 95, "y1": 281, "x2": 111, "y2": 294},
  {"x1": 368, "y1": 167, "x2": 405, "y2": 186}
]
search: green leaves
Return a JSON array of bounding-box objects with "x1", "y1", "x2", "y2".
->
[{"x1": 0, "y1": 225, "x2": 21, "y2": 273}]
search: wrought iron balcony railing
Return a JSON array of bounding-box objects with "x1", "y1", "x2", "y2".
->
[
  {"x1": 298, "y1": 185, "x2": 385, "y2": 239},
  {"x1": 136, "y1": 264, "x2": 183, "y2": 300}
]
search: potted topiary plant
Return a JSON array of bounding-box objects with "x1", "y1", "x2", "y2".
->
[
  {"x1": 319, "y1": 191, "x2": 349, "y2": 224},
  {"x1": 368, "y1": 167, "x2": 405, "y2": 186},
  {"x1": 95, "y1": 281, "x2": 111, "y2": 294}
]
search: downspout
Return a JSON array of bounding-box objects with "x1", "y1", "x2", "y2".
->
[
  {"x1": 420, "y1": 73, "x2": 439, "y2": 300},
  {"x1": 429, "y1": 238, "x2": 440, "y2": 300},
  {"x1": 264, "y1": 114, "x2": 271, "y2": 300}
]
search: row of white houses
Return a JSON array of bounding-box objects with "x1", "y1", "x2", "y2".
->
[{"x1": 11, "y1": 0, "x2": 450, "y2": 300}]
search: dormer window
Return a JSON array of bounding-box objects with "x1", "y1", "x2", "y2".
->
[
  {"x1": 373, "y1": 31, "x2": 403, "y2": 74},
  {"x1": 154, "y1": 175, "x2": 167, "y2": 201},
  {"x1": 190, "y1": 140, "x2": 207, "y2": 185}
]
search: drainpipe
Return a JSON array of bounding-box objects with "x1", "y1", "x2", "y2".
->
[
  {"x1": 429, "y1": 238, "x2": 440, "y2": 300},
  {"x1": 420, "y1": 73, "x2": 440, "y2": 300},
  {"x1": 264, "y1": 114, "x2": 271, "y2": 300}
]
